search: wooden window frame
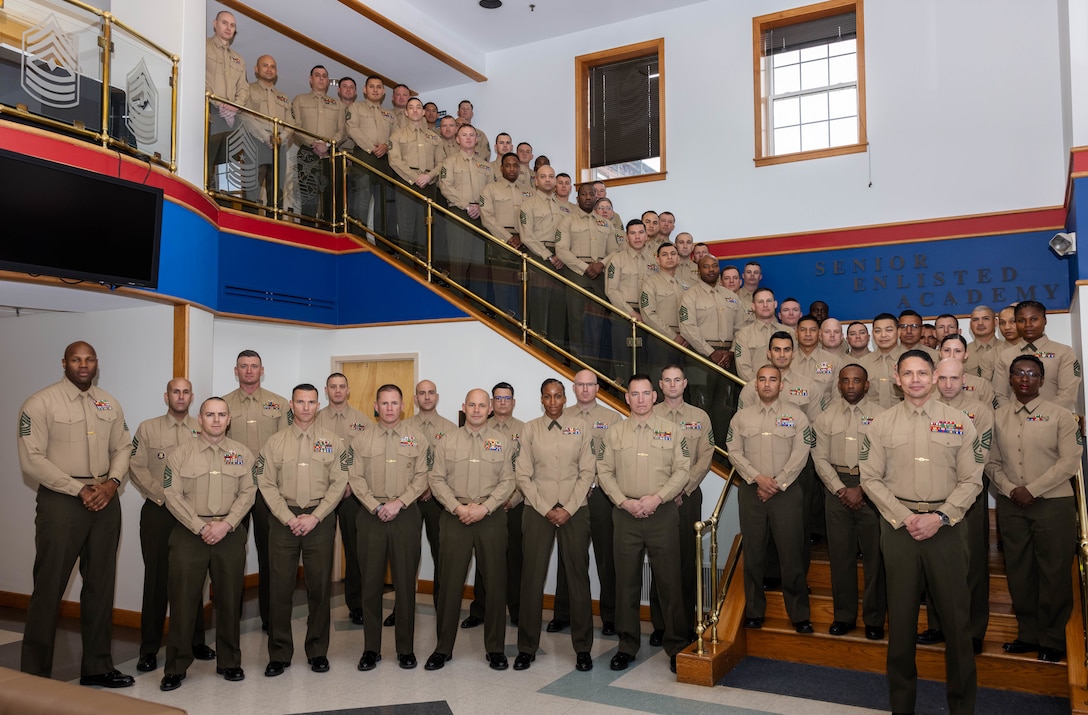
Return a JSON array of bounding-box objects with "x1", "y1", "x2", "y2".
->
[
  {"x1": 753, "y1": 0, "x2": 867, "y2": 167},
  {"x1": 575, "y1": 38, "x2": 666, "y2": 188}
]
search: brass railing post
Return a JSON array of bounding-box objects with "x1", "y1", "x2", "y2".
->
[
  {"x1": 98, "y1": 13, "x2": 113, "y2": 148},
  {"x1": 169, "y1": 57, "x2": 179, "y2": 172}
]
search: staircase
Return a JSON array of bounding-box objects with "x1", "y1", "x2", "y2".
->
[{"x1": 677, "y1": 509, "x2": 1088, "y2": 711}]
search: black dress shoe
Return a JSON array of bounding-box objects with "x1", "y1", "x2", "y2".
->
[
  {"x1": 546, "y1": 618, "x2": 569, "y2": 633},
  {"x1": 349, "y1": 608, "x2": 364, "y2": 625},
  {"x1": 264, "y1": 661, "x2": 289, "y2": 677},
  {"x1": 136, "y1": 654, "x2": 157, "y2": 672},
  {"x1": 743, "y1": 617, "x2": 764, "y2": 629},
  {"x1": 973, "y1": 638, "x2": 983, "y2": 655},
  {"x1": 609, "y1": 652, "x2": 634, "y2": 671},
  {"x1": 461, "y1": 615, "x2": 484, "y2": 629},
  {"x1": 1003, "y1": 639, "x2": 1040, "y2": 654},
  {"x1": 357, "y1": 651, "x2": 381, "y2": 671},
  {"x1": 513, "y1": 652, "x2": 534, "y2": 670},
  {"x1": 1038, "y1": 647, "x2": 1065, "y2": 663},
  {"x1": 809, "y1": 532, "x2": 824, "y2": 545},
  {"x1": 649, "y1": 629, "x2": 664, "y2": 646},
  {"x1": 486, "y1": 652, "x2": 509, "y2": 670},
  {"x1": 397, "y1": 653, "x2": 417, "y2": 669},
  {"x1": 159, "y1": 673, "x2": 185, "y2": 691},
  {"x1": 601, "y1": 621, "x2": 616, "y2": 636},
  {"x1": 669, "y1": 655, "x2": 677, "y2": 673},
  {"x1": 576, "y1": 651, "x2": 593, "y2": 671},
  {"x1": 192, "y1": 644, "x2": 216, "y2": 661},
  {"x1": 425, "y1": 652, "x2": 451, "y2": 670},
  {"x1": 216, "y1": 666, "x2": 245, "y2": 681},
  {"x1": 865, "y1": 626, "x2": 885, "y2": 640},
  {"x1": 762, "y1": 578, "x2": 781, "y2": 591},
  {"x1": 793, "y1": 620, "x2": 814, "y2": 634},
  {"x1": 828, "y1": 621, "x2": 855, "y2": 636},
  {"x1": 308, "y1": 656, "x2": 330, "y2": 673},
  {"x1": 384, "y1": 612, "x2": 396, "y2": 627},
  {"x1": 916, "y1": 628, "x2": 944, "y2": 644},
  {"x1": 79, "y1": 670, "x2": 135, "y2": 688}
]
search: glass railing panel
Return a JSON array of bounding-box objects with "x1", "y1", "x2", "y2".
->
[
  {"x1": 0, "y1": 1, "x2": 105, "y2": 133},
  {"x1": 107, "y1": 25, "x2": 173, "y2": 164}
]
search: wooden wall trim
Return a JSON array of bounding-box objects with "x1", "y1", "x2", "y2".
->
[{"x1": 173, "y1": 304, "x2": 189, "y2": 378}]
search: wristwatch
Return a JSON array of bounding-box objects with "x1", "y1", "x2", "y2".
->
[
  {"x1": 935, "y1": 511, "x2": 950, "y2": 527},
  {"x1": 108, "y1": 477, "x2": 122, "y2": 486}
]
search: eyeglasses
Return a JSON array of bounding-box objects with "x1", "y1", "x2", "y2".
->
[{"x1": 1011, "y1": 370, "x2": 1041, "y2": 379}]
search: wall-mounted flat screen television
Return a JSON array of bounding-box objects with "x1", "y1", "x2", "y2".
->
[{"x1": 0, "y1": 149, "x2": 163, "y2": 289}]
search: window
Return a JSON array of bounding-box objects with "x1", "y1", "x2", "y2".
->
[
  {"x1": 753, "y1": 0, "x2": 866, "y2": 166},
  {"x1": 575, "y1": 38, "x2": 665, "y2": 187}
]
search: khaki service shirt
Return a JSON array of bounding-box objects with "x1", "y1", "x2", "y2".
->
[
  {"x1": 315, "y1": 403, "x2": 370, "y2": 451},
  {"x1": 991, "y1": 335, "x2": 1082, "y2": 412},
  {"x1": 988, "y1": 395, "x2": 1081, "y2": 499},
  {"x1": 18, "y1": 377, "x2": 131, "y2": 496},
  {"x1": 438, "y1": 152, "x2": 492, "y2": 210},
  {"x1": 129, "y1": 413, "x2": 200, "y2": 505},
  {"x1": 428, "y1": 425, "x2": 516, "y2": 515},
  {"x1": 564, "y1": 403, "x2": 621, "y2": 461},
  {"x1": 858, "y1": 348, "x2": 905, "y2": 410},
  {"x1": 388, "y1": 123, "x2": 442, "y2": 184},
  {"x1": 257, "y1": 423, "x2": 348, "y2": 526},
  {"x1": 813, "y1": 397, "x2": 884, "y2": 493},
  {"x1": 346, "y1": 422, "x2": 430, "y2": 513},
  {"x1": 223, "y1": 386, "x2": 287, "y2": 455},
  {"x1": 859, "y1": 397, "x2": 984, "y2": 528},
  {"x1": 678, "y1": 281, "x2": 741, "y2": 358},
  {"x1": 739, "y1": 368, "x2": 826, "y2": 424},
  {"x1": 733, "y1": 320, "x2": 792, "y2": 383},
  {"x1": 345, "y1": 99, "x2": 395, "y2": 156},
  {"x1": 726, "y1": 398, "x2": 813, "y2": 490},
  {"x1": 205, "y1": 36, "x2": 249, "y2": 105},
  {"x1": 555, "y1": 210, "x2": 616, "y2": 276},
  {"x1": 519, "y1": 192, "x2": 573, "y2": 261},
  {"x1": 653, "y1": 401, "x2": 715, "y2": 494},
  {"x1": 515, "y1": 415, "x2": 594, "y2": 518},
  {"x1": 163, "y1": 436, "x2": 256, "y2": 533},
  {"x1": 596, "y1": 415, "x2": 690, "y2": 505},
  {"x1": 794, "y1": 347, "x2": 840, "y2": 406},
  {"x1": 640, "y1": 271, "x2": 686, "y2": 340},
  {"x1": 481, "y1": 180, "x2": 534, "y2": 242},
  {"x1": 291, "y1": 92, "x2": 345, "y2": 145},
  {"x1": 605, "y1": 246, "x2": 657, "y2": 318},
  {"x1": 965, "y1": 337, "x2": 1002, "y2": 382}
]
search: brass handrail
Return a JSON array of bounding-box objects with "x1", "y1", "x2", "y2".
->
[{"x1": 694, "y1": 466, "x2": 741, "y2": 654}]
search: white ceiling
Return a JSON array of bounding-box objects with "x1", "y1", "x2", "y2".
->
[
  {"x1": 208, "y1": 0, "x2": 705, "y2": 99},
  {"x1": 0, "y1": 281, "x2": 156, "y2": 318}
]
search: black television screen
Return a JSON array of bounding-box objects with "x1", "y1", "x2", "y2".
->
[{"x1": 0, "y1": 149, "x2": 163, "y2": 288}]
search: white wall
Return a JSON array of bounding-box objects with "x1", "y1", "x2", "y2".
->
[{"x1": 425, "y1": 0, "x2": 1067, "y2": 242}]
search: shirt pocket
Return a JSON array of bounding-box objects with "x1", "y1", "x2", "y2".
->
[
  {"x1": 223, "y1": 462, "x2": 250, "y2": 491},
  {"x1": 51, "y1": 410, "x2": 86, "y2": 444}
]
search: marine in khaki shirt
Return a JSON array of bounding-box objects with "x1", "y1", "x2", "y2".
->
[
  {"x1": 858, "y1": 314, "x2": 905, "y2": 409},
  {"x1": 161, "y1": 397, "x2": 256, "y2": 685},
  {"x1": 205, "y1": 13, "x2": 249, "y2": 107},
  {"x1": 554, "y1": 190, "x2": 617, "y2": 278},
  {"x1": 641, "y1": 244, "x2": 689, "y2": 344},
  {"x1": 726, "y1": 365, "x2": 815, "y2": 630},
  {"x1": 733, "y1": 288, "x2": 793, "y2": 382},
  {"x1": 345, "y1": 91, "x2": 396, "y2": 159},
  {"x1": 426, "y1": 389, "x2": 516, "y2": 666},
  {"x1": 605, "y1": 221, "x2": 657, "y2": 318},
  {"x1": 17, "y1": 341, "x2": 132, "y2": 684},
  {"x1": 672, "y1": 233, "x2": 699, "y2": 290},
  {"x1": 812, "y1": 366, "x2": 886, "y2": 638},
  {"x1": 223, "y1": 384, "x2": 287, "y2": 455},
  {"x1": 480, "y1": 155, "x2": 534, "y2": 245},
  {"x1": 991, "y1": 302, "x2": 1081, "y2": 412},
  {"x1": 936, "y1": 335, "x2": 997, "y2": 410},
  {"x1": 388, "y1": 111, "x2": 442, "y2": 186},
  {"x1": 130, "y1": 395, "x2": 200, "y2": 507},
  {"x1": 518, "y1": 166, "x2": 572, "y2": 265},
  {"x1": 291, "y1": 81, "x2": 346, "y2": 147},
  {"x1": 514, "y1": 380, "x2": 595, "y2": 667},
  {"x1": 437, "y1": 127, "x2": 493, "y2": 211},
  {"x1": 257, "y1": 386, "x2": 348, "y2": 673},
  {"x1": 964, "y1": 305, "x2": 1001, "y2": 381},
  {"x1": 247, "y1": 56, "x2": 294, "y2": 142},
  {"x1": 596, "y1": 376, "x2": 691, "y2": 668},
  {"x1": 793, "y1": 316, "x2": 839, "y2": 406},
  {"x1": 989, "y1": 354, "x2": 1081, "y2": 660},
  {"x1": 345, "y1": 385, "x2": 430, "y2": 664},
  {"x1": 679, "y1": 255, "x2": 741, "y2": 363}
]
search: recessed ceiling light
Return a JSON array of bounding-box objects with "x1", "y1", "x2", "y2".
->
[{"x1": 479, "y1": 0, "x2": 502, "y2": 8}]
